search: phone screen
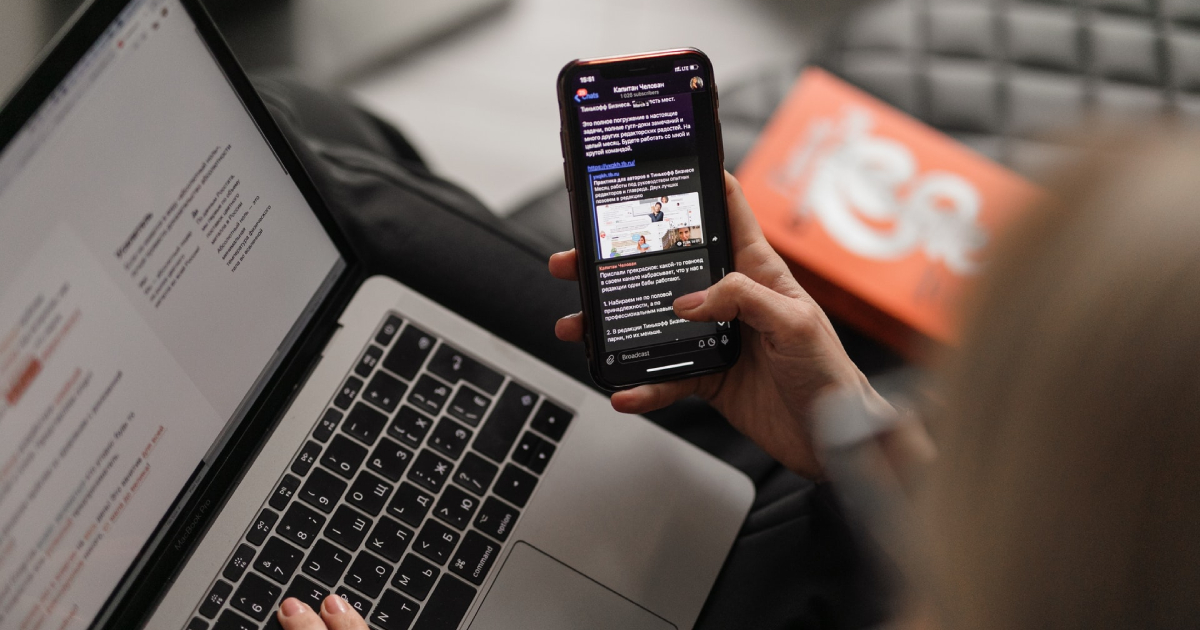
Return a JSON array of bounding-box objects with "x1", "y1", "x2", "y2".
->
[{"x1": 560, "y1": 51, "x2": 739, "y2": 388}]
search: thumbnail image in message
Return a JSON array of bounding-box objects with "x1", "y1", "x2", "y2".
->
[
  {"x1": 590, "y1": 155, "x2": 707, "y2": 260},
  {"x1": 597, "y1": 192, "x2": 705, "y2": 259}
]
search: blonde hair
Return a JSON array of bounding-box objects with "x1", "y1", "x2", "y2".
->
[{"x1": 923, "y1": 131, "x2": 1200, "y2": 629}]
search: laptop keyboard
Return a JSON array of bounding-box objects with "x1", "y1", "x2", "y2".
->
[{"x1": 186, "y1": 314, "x2": 575, "y2": 630}]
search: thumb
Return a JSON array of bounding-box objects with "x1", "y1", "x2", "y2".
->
[{"x1": 674, "y1": 272, "x2": 808, "y2": 340}]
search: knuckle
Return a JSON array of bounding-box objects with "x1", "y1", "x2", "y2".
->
[
  {"x1": 711, "y1": 273, "x2": 753, "y2": 314},
  {"x1": 783, "y1": 299, "x2": 821, "y2": 340},
  {"x1": 721, "y1": 272, "x2": 753, "y2": 293}
]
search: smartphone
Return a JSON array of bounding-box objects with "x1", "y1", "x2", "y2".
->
[{"x1": 557, "y1": 48, "x2": 741, "y2": 390}]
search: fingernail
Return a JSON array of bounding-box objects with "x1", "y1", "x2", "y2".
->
[
  {"x1": 674, "y1": 290, "x2": 707, "y2": 311},
  {"x1": 324, "y1": 594, "x2": 349, "y2": 615},
  {"x1": 280, "y1": 598, "x2": 306, "y2": 617}
]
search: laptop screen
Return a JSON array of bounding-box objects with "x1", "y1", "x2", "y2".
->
[{"x1": 0, "y1": 0, "x2": 344, "y2": 627}]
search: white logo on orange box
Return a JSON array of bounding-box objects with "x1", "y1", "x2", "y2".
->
[{"x1": 771, "y1": 107, "x2": 987, "y2": 275}]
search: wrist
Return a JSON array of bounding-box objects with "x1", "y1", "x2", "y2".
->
[
  {"x1": 811, "y1": 381, "x2": 901, "y2": 453},
  {"x1": 810, "y1": 379, "x2": 935, "y2": 479}
]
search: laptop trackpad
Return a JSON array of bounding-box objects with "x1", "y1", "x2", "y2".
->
[{"x1": 468, "y1": 542, "x2": 677, "y2": 630}]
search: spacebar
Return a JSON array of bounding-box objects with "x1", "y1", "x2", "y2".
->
[{"x1": 412, "y1": 575, "x2": 476, "y2": 630}]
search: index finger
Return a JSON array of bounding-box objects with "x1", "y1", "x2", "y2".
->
[
  {"x1": 277, "y1": 598, "x2": 326, "y2": 630},
  {"x1": 320, "y1": 595, "x2": 369, "y2": 630},
  {"x1": 722, "y1": 172, "x2": 803, "y2": 299},
  {"x1": 723, "y1": 172, "x2": 770, "y2": 254},
  {"x1": 610, "y1": 377, "x2": 708, "y2": 415},
  {"x1": 548, "y1": 249, "x2": 578, "y2": 281}
]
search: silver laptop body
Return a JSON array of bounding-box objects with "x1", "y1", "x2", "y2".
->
[{"x1": 0, "y1": 1, "x2": 753, "y2": 629}]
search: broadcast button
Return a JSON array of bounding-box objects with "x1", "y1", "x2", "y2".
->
[
  {"x1": 618, "y1": 338, "x2": 712, "y2": 364},
  {"x1": 619, "y1": 349, "x2": 652, "y2": 363}
]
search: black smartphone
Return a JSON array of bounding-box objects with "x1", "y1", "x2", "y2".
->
[{"x1": 557, "y1": 48, "x2": 741, "y2": 390}]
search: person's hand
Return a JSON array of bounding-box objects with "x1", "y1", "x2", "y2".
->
[
  {"x1": 549, "y1": 173, "x2": 892, "y2": 477},
  {"x1": 276, "y1": 595, "x2": 367, "y2": 630}
]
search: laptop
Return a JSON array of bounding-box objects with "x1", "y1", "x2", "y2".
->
[{"x1": 0, "y1": 1, "x2": 753, "y2": 629}]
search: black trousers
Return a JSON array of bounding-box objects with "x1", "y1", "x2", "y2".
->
[{"x1": 254, "y1": 77, "x2": 891, "y2": 630}]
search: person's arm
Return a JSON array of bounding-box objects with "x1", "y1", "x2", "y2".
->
[
  {"x1": 551, "y1": 172, "x2": 938, "y2": 593},
  {"x1": 813, "y1": 388, "x2": 936, "y2": 485},
  {"x1": 812, "y1": 386, "x2": 935, "y2": 557},
  {"x1": 550, "y1": 172, "x2": 913, "y2": 478}
]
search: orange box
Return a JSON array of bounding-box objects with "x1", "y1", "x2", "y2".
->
[{"x1": 736, "y1": 68, "x2": 1041, "y2": 355}]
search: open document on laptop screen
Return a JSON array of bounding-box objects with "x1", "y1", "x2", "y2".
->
[{"x1": 0, "y1": 0, "x2": 344, "y2": 627}]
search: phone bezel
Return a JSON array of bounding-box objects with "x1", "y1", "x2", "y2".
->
[{"x1": 557, "y1": 48, "x2": 741, "y2": 391}]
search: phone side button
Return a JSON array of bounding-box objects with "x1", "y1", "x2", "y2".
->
[
  {"x1": 562, "y1": 161, "x2": 573, "y2": 191},
  {"x1": 716, "y1": 121, "x2": 725, "y2": 164}
]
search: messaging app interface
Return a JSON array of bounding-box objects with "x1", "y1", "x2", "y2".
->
[{"x1": 571, "y1": 65, "x2": 722, "y2": 361}]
